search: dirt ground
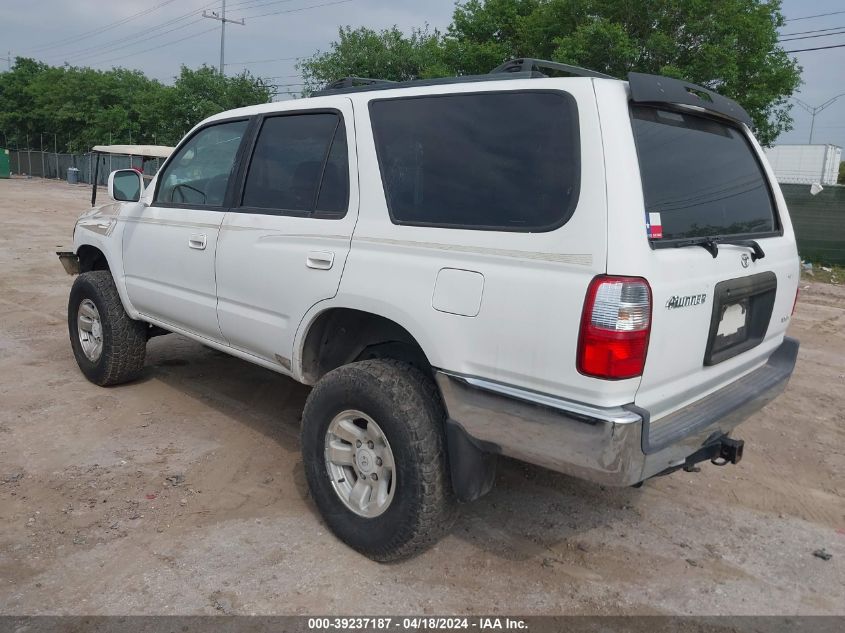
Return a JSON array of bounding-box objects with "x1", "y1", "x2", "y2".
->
[{"x1": 0, "y1": 177, "x2": 843, "y2": 616}]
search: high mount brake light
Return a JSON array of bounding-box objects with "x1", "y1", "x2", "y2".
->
[{"x1": 577, "y1": 276, "x2": 652, "y2": 380}]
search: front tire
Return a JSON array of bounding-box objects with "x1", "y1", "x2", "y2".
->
[
  {"x1": 301, "y1": 359, "x2": 455, "y2": 561},
  {"x1": 68, "y1": 271, "x2": 147, "y2": 386}
]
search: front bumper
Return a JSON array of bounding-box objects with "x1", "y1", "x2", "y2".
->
[{"x1": 435, "y1": 337, "x2": 799, "y2": 486}]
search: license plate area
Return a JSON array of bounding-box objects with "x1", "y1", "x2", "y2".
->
[{"x1": 704, "y1": 271, "x2": 777, "y2": 366}]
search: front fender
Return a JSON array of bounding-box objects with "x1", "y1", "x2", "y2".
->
[{"x1": 71, "y1": 201, "x2": 142, "y2": 320}]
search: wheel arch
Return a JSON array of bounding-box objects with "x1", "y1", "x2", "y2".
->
[
  {"x1": 296, "y1": 306, "x2": 435, "y2": 385},
  {"x1": 76, "y1": 244, "x2": 110, "y2": 273},
  {"x1": 72, "y1": 234, "x2": 141, "y2": 320}
]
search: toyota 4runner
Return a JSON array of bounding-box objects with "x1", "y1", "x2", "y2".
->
[{"x1": 58, "y1": 59, "x2": 800, "y2": 561}]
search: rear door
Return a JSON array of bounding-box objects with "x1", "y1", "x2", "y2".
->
[
  {"x1": 597, "y1": 81, "x2": 799, "y2": 421},
  {"x1": 214, "y1": 100, "x2": 357, "y2": 368}
]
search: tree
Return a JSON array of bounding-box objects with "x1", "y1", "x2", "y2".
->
[
  {"x1": 0, "y1": 58, "x2": 271, "y2": 151},
  {"x1": 300, "y1": 0, "x2": 801, "y2": 145},
  {"x1": 298, "y1": 25, "x2": 448, "y2": 93},
  {"x1": 160, "y1": 66, "x2": 272, "y2": 142},
  {"x1": 839, "y1": 161, "x2": 844, "y2": 185},
  {"x1": 447, "y1": 0, "x2": 801, "y2": 145}
]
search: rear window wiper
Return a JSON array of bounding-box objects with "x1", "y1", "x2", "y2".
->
[{"x1": 672, "y1": 237, "x2": 765, "y2": 261}]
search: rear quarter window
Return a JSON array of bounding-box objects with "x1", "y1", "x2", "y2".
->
[
  {"x1": 631, "y1": 106, "x2": 778, "y2": 241},
  {"x1": 369, "y1": 91, "x2": 580, "y2": 232}
]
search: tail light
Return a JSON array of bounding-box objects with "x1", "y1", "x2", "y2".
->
[{"x1": 577, "y1": 276, "x2": 652, "y2": 380}]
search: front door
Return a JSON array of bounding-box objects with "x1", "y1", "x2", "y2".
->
[
  {"x1": 215, "y1": 100, "x2": 358, "y2": 367},
  {"x1": 122, "y1": 119, "x2": 250, "y2": 341}
]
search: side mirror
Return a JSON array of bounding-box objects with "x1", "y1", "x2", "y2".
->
[{"x1": 108, "y1": 169, "x2": 144, "y2": 202}]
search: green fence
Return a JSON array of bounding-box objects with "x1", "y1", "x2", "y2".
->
[
  {"x1": 0, "y1": 149, "x2": 9, "y2": 178},
  {"x1": 781, "y1": 184, "x2": 845, "y2": 266}
]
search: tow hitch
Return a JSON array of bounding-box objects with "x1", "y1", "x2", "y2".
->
[
  {"x1": 646, "y1": 435, "x2": 745, "y2": 482},
  {"x1": 683, "y1": 436, "x2": 744, "y2": 472}
]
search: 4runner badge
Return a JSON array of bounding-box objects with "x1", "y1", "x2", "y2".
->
[{"x1": 666, "y1": 294, "x2": 707, "y2": 309}]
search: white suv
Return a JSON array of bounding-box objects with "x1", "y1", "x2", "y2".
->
[{"x1": 59, "y1": 59, "x2": 800, "y2": 561}]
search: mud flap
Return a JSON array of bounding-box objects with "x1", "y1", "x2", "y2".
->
[{"x1": 445, "y1": 418, "x2": 497, "y2": 502}]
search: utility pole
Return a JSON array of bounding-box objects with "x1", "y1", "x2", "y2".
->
[
  {"x1": 1, "y1": 51, "x2": 10, "y2": 71},
  {"x1": 794, "y1": 94, "x2": 845, "y2": 144},
  {"x1": 203, "y1": 1, "x2": 245, "y2": 76}
]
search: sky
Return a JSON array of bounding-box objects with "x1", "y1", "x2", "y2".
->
[{"x1": 1, "y1": 0, "x2": 844, "y2": 148}]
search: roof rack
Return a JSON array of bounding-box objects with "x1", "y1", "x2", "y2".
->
[
  {"x1": 320, "y1": 77, "x2": 396, "y2": 92},
  {"x1": 313, "y1": 58, "x2": 612, "y2": 96},
  {"x1": 490, "y1": 58, "x2": 616, "y2": 80}
]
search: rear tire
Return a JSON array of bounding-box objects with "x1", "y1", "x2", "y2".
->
[
  {"x1": 68, "y1": 271, "x2": 147, "y2": 386},
  {"x1": 301, "y1": 359, "x2": 455, "y2": 561}
]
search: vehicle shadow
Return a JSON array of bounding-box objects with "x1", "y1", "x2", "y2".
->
[
  {"x1": 143, "y1": 334, "x2": 642, "y2": 563},
  {"x1": 451, "y1": 458, "x2": 642, "y2": 563}
]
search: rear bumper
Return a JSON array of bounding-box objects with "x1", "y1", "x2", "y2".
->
[{"x1": 435, "y1": 337, "x2": 799, "y2": 486}]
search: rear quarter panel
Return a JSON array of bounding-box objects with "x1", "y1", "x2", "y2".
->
[{"x1": 313, "y1": 78, "x2": 643, "y2": 406}]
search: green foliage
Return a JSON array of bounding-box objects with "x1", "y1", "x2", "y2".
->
[
  {"x1": 0, "y1": 59, "x2": 271, "y2": 151},
  {"x1": 300, "y1": 0, "x2": 801, "y2": 145},
  {"x1": 839, "y1": 162, "x2": 844, "y2": 185},
  {"x1": 298, "y1": 26, "x2": 448, "y2": 93}
]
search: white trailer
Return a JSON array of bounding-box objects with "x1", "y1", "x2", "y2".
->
[{"x1": 763, "y1": 144, "x2": 842, "y2": 185}]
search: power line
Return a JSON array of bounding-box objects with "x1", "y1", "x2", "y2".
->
[
  {"x1": 241, "y1": 0, "x2": 353, "y2": 20},
  {"x1": 785, "y1": 10, "x2": 845, "y2": 22},
  {"x1": 225, "y1": 56, "x2": 302, "y2": 65},
  {"x1": 227, "y1": 0, "x2": 299, "y2": 10},
  {"x1": 779, "y1": 24, "x2": 845, "y2": 37},
  {"x1": 68, "y1": 18, "x2": 208, "y2": 64},
  {"x1": 29, "y1": 0, "x2": 181, "y2": 53},
  {"x1": 61, "y1": 1, "x2": 282, "y2": 65},
  {"x1": 785, "y1": 42, "x2": 845, "y2": 53},
  {"x1": 778, "y1": 30, "x2": 845, "y2": 42},
  {"x1": 50, "y1": 2, "x2": 222, "y2": 62},
  {"x1": 81, "y1": 0, "x2": 346, "y2": 67},
  {"x1": 92, "y1": 27, "x2": 220, "y2": 66},
  {"x1": 779, "y1": 30, "x2": 845, "y2": 42},
  {"x1": 33, "y1": 0, "x2": 292, "y2": 57}
]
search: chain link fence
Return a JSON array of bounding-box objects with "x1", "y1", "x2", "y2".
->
[
  {"x1": 6, "y1": 150, "x2": 161, "y2": 184},
  {"x1": 3, "y1": 149, "x2": 843, "y2": 266}
]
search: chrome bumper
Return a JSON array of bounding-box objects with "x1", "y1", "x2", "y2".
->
[{"x1": 435, "y1": 337, "x2": 799, "y2": 486}]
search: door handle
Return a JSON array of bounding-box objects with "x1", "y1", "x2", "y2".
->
[
  {"x1": 188, "y1": 234, "x2": 207, "y2": 250},
  {"x1": 306, "y1": 251, "x2": 335, "y2": 270}
]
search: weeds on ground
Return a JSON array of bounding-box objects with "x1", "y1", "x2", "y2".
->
[{"x1": 801, "y1": 262, "x2": 844, "y2": 285}]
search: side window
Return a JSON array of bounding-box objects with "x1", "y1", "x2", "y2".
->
[
  {"x1": 241, "y1": 112, "x2": 349, "y2": 217},
  {"x1": 369, "y1": 92, "x2": 580, "y2": 231},
  {"x1": 156, "y1": 120, "x2": 248, "y2": 206}
]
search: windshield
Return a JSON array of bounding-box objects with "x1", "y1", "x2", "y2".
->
[{"x1": 631, "y1": 106, "x2": 777, "y2": 241}]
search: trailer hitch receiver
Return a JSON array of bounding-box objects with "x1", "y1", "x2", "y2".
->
[{"x1": 712, "y1": 436, "x2": 744, "y2": 466}]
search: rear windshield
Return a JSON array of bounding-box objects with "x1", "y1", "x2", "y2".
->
[{"x1": 631, "y1": 106, "x2": 777, "y2": 241}]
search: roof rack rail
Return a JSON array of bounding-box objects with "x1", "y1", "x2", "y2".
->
[
  {"x1": 490, "y1": 58, "x2": 616, "y2": 80},
  {"x1": 314, "y1": 76, "x2": 395, "y2": 95}
]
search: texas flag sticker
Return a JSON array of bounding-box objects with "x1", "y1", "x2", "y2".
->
[{"x1": 647, "y1": 212, "x2": 663, "y2": 239}]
